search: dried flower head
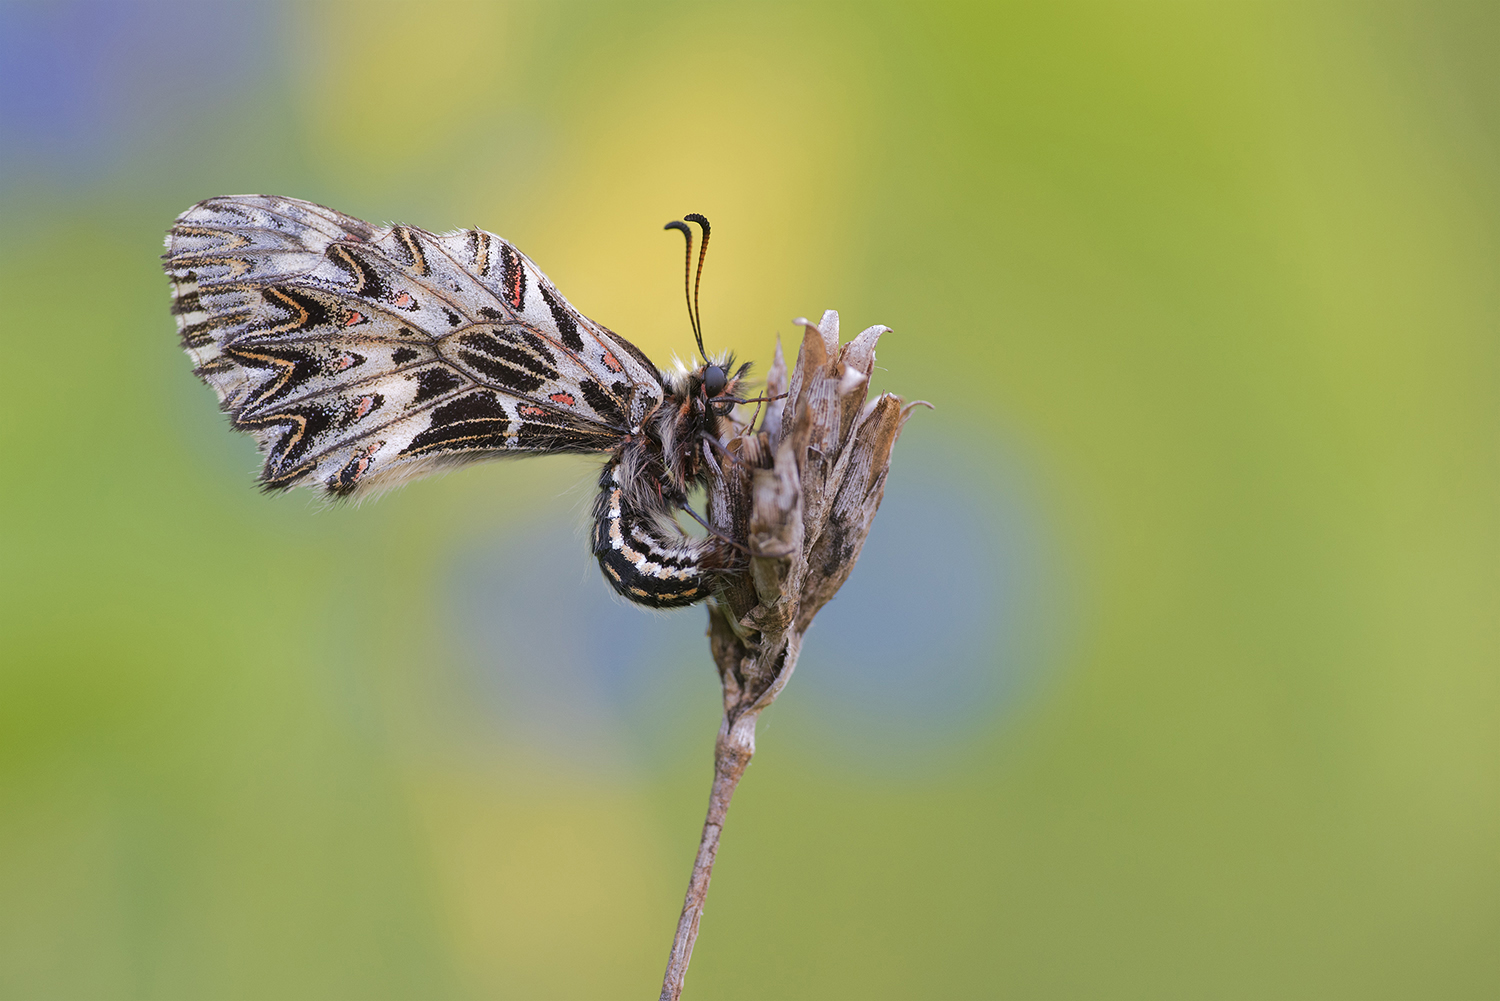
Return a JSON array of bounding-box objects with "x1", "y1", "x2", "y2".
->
[{"x1": 661, "y1": 309, "x2": 925, "y2": 999}]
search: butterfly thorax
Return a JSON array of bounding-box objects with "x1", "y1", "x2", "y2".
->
[{"x1": 640, "y1": 358, "x2": 745, "y2": 502}]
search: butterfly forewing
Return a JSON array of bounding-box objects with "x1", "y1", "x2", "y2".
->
[{"x1": 164, "y1": 195, "x2": 663, "y2": 496}]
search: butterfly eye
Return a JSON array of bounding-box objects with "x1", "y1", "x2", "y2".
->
[{"x1": 703, "y1": 365, "x2": 728, "y2": 397}]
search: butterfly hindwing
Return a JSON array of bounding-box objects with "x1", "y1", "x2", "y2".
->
[{"x1": 164, "y1": 195, "x2": 663, "y2": 497}]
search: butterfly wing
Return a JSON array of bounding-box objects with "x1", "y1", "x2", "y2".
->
[{"x1": 164, "y1": 195, "x2": 665, "y2": 497}]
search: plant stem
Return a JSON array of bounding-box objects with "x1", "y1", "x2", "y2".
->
[{"x1": 659, "y1": 710, "x2": 759, "y2": 1001}]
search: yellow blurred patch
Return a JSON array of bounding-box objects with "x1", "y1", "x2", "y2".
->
[
  {"x1": 411, "y1": 766, "x2": 668, "y2": 995},
  {"x1": 296, "y1": 2, "x2": 520, "y2": 185}
]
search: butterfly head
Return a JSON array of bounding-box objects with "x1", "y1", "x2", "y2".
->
[
  {"x1": 702, "y1": 363, "x2": 728, "y2": 398},
  {"x1": 665, "y1": 350, "x2": 747, "y2": 415}
]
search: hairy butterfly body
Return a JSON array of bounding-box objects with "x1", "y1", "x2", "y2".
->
[{"x1": 163, "y1": 195, "x2": 748, "y2": 608}]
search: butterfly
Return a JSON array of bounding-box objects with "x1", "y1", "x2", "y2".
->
[{"x1": 163, "y1": 195, "x2": 752, "y2": 608}]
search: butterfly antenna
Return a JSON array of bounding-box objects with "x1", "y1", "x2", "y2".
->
[
  {"x1": 684, "y1": 213, "x2": 711, "y2": 362},
  {"x1": 663, "y1": 219, "x2": 703, "y2": 359}
]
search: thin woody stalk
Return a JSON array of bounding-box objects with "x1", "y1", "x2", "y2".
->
[
  {"x1": 657, "y1": 312, "x2": 921, "y2": 999},
  {"x1": 659, "y1": 704, "x2": 758, "y2": 1001}
]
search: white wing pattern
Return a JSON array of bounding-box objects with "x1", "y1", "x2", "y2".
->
[{"x1": 164, "y1": 195, "x2": 665, "y2": 496}]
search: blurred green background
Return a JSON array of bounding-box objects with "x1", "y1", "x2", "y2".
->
[{"x1": 2, "y1": 1, "x2": 1497, "y2": 997}]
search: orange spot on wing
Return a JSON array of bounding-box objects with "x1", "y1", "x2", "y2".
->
[
  {"x1": 345, "y1": 311, "x2": 364, "y2": 326},
  {"x1": 518, "y1": 404, "x2": 546, "y2": 417},
  {"x1": 602, "y1": 350, "x2": 622, "y2": 373},
  {"x1": 394, "y1": 292, "x2": 412, "y2": 307},
  {"x1": 549, "y1": 393, "x2": 575, "y2": 406}
]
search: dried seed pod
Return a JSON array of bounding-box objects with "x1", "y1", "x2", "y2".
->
[{"x1": 662, "y1": 310, "x2": 925, "y2": 1000}]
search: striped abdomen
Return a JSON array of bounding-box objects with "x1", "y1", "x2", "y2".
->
[{"x1": 591, "y1": 463, "x2": 715, "y2": 608}]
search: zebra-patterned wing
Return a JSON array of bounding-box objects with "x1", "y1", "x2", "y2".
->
[{"x1": 163, "y1": 195, "x2": 665, "y2": 497}]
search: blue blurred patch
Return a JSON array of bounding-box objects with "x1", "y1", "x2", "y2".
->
[
  {"x1": 444, "y1": 429, "x2": 1061, "y2": 774},
  {"x1": 784, "y1": 429, "x2": 1060, "y2": 770},
  {"x1": 0, "y1": 0, "x2": 273, "y2": 184},
  {"x1": 444, "y1": 486, "x2": 712, "y2": 772}
]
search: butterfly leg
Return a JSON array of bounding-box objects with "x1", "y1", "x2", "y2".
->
[{"x1": 678, "y1": 502, "x2": 751, "y2": 556}]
